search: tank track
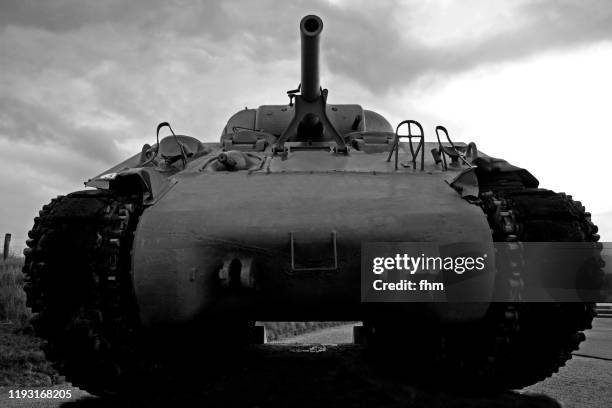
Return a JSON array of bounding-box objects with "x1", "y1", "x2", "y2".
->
[
  {"x1": 365, "y1": 188, "x2": 603, "y2": 390},
  {"x1": 431, "y1": 188, "x2": 603, "y2": 389},
  {"x1": 23, "y1": 190, "x2": 260, "y2": 396},
  {"x1": 23, "y1": 190, "x2": 144, "y2": 395},
  {"x1": 475, "y1": 188, "x2": 603, "y2": 388}
]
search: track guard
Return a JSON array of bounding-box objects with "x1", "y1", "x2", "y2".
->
[{"x1": 450, "y1": 157, "x2": 539, "y2": 198}]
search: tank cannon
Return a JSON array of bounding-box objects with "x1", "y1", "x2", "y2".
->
[
  {"x1": 273, "y1": 14, "x2": 348, "y2": 153},
  {"x1": 299, "y1": 15, "x2": 322, "y2": 102}
]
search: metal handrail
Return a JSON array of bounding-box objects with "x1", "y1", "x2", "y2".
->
[
  {"x1": 387, "y1": 120, "x2": 425, "y2": 170},
  {"x1": 435, "y1": 125, "x2": 476, "y2": 169}
]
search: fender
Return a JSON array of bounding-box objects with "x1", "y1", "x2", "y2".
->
[
  {"x1": 450, "y1": 156, "x2": 539, "y2": 198},
  {"x1": 86, "y1": 166, "x2": 175, "y2": 204}
]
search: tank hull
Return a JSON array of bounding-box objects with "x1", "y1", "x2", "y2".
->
[{"x1": 132, "y1": 171, "x2": 494, "y2": 326}]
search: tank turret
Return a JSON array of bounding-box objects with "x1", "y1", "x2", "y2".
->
[{"x1": 219, "y1": 14, "x2": 395, "y2": 153}]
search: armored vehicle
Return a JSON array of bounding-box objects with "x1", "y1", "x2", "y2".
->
[{"x1": 23, "y1": 15, "x2": 603, "y2": 395}]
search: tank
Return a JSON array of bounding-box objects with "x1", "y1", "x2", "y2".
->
[{"x1": 23, "y1": 15, "x2": 604, "y2": 395}]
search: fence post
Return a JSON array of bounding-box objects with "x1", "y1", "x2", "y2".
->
[{"x1": 3, "y1": 233, "x2": 11, "y2": 261}]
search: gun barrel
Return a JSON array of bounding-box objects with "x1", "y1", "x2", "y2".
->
[{"x1": 300, "y1": 15, "x2": 323, "y2": 102}]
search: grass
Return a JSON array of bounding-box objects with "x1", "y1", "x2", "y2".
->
[
  {"x1": 0, "y1": 255, "x2": 31, "y2": 326},
  {"x1": 263, "y1": 322, "x2": 351, "y2": 341},
  {"x1": 0, "y1": 323, "x2": 62, "y2": 386},
  {"x1": 0, "y1": 255, "x2": 61, "y2": 386}
]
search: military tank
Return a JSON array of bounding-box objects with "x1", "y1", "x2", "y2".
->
[{"x1": 23, "y1": 15, "x2": 604, "y2": 395}]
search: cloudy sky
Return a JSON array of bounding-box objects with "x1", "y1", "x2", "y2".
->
[{"x1": 1, "y1": 0, "x2": 612, "y2": 252}]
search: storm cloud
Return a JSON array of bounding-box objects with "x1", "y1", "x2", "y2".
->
[{"x1": 1, "y1": 0, "x2": 611, "y2": 248}]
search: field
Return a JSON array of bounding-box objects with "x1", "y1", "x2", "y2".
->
[
  {"x1": 0, "y1": 255, "x2": 346, "y2": 387},
  {"x1": 0, "y1": 256, "x2": 30, "y2": 326},
  {"x1": 0, "y1": 255, "x2": 59, "y2": 386},
  {"x1": 263, "y1": 321, "x2": 349, "y2": 341}
]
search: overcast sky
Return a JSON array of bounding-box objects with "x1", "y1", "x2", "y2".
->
[{"x1": 1, "y1": 0, "x2": 611, "y2": 251}]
